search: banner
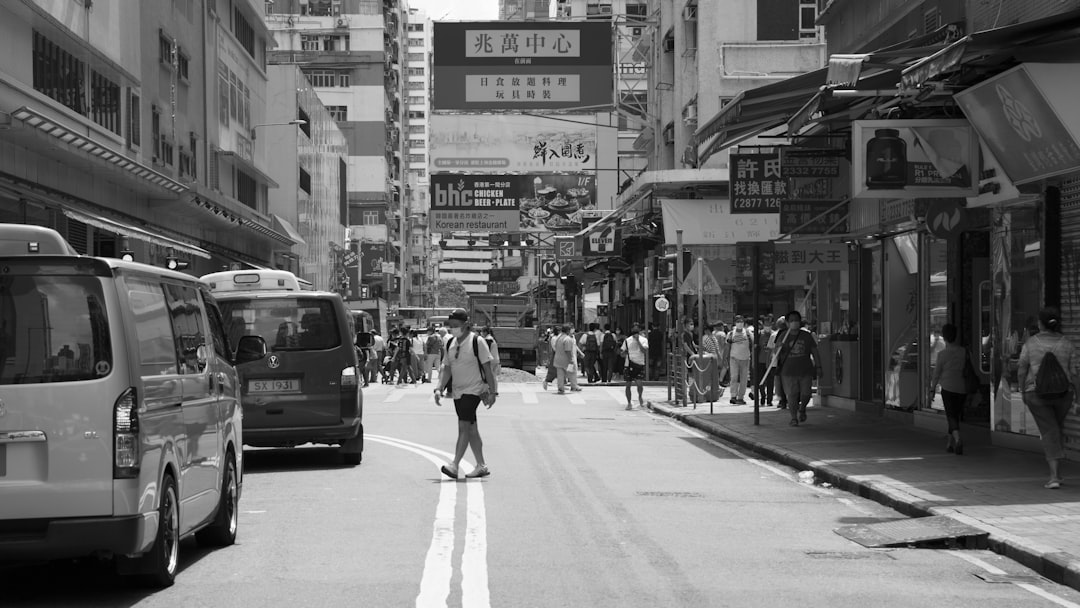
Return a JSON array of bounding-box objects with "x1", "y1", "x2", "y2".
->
[
  {"x1": 359, "y1": 242, "x2": 386, "y2": 284},
  {"x1": 430, "y1": 173, "x2": 597, "y2": 233},
  {"x1": 433, "y1": 22, "x2": 613, "y2": 111},
  {"x1": 659, "y1": 199, "x2": 779, "y2": 245},
  {"x1": 429, "y1": 114, "x2": 598, "y2": 172},
  {"x1": 851, "y1": 119, "x2": 979, "y2": 198}
]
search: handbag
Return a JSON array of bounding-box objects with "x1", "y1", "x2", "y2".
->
[
  {"x1": 962, "y1": 351, "x2": 980, "y2": 394},
  {"x1": 566, "y1": 362, "x2": 577, "y2": 374}
]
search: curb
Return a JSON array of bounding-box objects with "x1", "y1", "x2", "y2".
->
[{"x1": 650, "y1": 403, "x2": 1080, "y2": 592}]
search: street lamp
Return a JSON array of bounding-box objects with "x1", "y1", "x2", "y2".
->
[
  {"x1": 119, "y1": 237, "x2": 134, "y2": 262},
  {"x1": 250, "y1": 119, "x2": 307, "y2": 140}
]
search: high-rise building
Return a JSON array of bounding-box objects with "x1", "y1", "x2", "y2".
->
[
  {"x1": 266, "y1": 0, "x2": 408, "y2": 303},
  {"x1": 404, "y1": 8, "x2": 435, "y2": 306},
  {"x1": 499, "y1": 0, "x2": 552, "y2": 20}
]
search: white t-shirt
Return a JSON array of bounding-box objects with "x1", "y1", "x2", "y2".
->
[
  {"x1": 623, "y1": 334, "x2": 649, "y2": 365},
  {"x1": 443, "y1": 333, "x2": 493, "y2": 399}
]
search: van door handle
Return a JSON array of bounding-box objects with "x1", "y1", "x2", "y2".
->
[{"x1": 216, "y1": 372, "x2": 228, "y2": 394}]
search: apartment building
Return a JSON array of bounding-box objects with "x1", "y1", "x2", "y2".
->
[
  {"x1": 404, "y1": 8, "x2": 435, "y2": 306},
  {"x1": 499, "y1": 0, "x2": 553, "y2": 20}
]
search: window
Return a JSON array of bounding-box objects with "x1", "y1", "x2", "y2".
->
[
  {"x1": 235, "y1": 168, "x2": 257, "y2": 208},
  {"x1": 301, "y1": 34, "x2": 320, "y2": 51},
  {"x1": 229, "y1": 72, "x2": 238, "y2": 120},
  {"x1": 362, "y1": 210, "x2": 380, "y2": 225},
  {"x1": 407, "y1": 67, "x2": 425, "y2": 76},
  {"x1": 303, "y1": 70, "x2": 349, "y2": 87},
  {"x1": 203, "y1": 295, "x2": 231, "y2": 359},
  {"x1": 758, "y1": 0, "x2": 800, "y2": 40},
  {"x1": 179, "y1": 147, "x2": 195, "y2": 180},
  {"x1": 408, "y1": 154, "x2": 425, "y2": 163},
  {"x1": 218, "y1": 63, "x2": 229, "y2": 125},
  {"x1": 408, "y1": 125, "x2": 425, "y2": 134},
  {"x1": 408, "y1": 37, "x2": 424, "y2": 47},
  {"x1": 326, "y1": 105, "x2": 348, "y2": 121},
  {"x1": 219, "y1": 298, "x2": 341, "y2": 352},
  {"x1": 407, "y1": 81, "x2": 424, "y2": 90},
  {"x1": 407, "y1": 23, "x2": 424, "y2": 32},
  {"x1": 127, "y1": 89, "x2": 141, "y2": 149},
  {"x1": 232, "y1": 6, "x2": 256, "y2": 60},
  {"x1": 300, "y1": 0, "x2": 342, "y2": 17},
  {"x1": 0, "y1": 275, "x2": 113, "y2": 384},
  {"x1": 325, "y1": 35, "x2": 350, "y2": 51},
  {"x1": 177, "y1": 51, "x2": 190, "y2": 82},
  {"x1": 407, "y1": 138, "x2": 424, "y2": 148},
  {"x1": 800, "y1": 0, "x2": 818, "y2": 38},
  {"x1": 89, "y1": 69, "x2": 121, "y2": 134},
  {"x1": 407, "y1": 110, "x2": 425, "y2": 119},
  {"x1": 164, "y1": 284, "x2": 207, "y2": 375},
  {"x1": 924, "y1": 7, "x2": 940, "y2": 34},
  {"x1": 298, "y1": 167, "x2": 311, "y2": 194},
  {"x1": 625, "y1": 0, "x2": 647, "y2": 19},
  {"x1": 151, "y1": 104, "x2": 161, "y2": 161},
  {"x1": 408, "y1": 95, "x2": 425, "y2": 105},
  {"x1": 159, "y1": 31, "x2": 175, "y2": 67},
  {"x1": 126, "y1": 278, "x2": 177, "y2": 377},
  {"x1": 32, "y1": 30, "x2": 119, "y2": 133},
  {"x1": 406, "y1": 52, "x2": 424, "y2": 62}
]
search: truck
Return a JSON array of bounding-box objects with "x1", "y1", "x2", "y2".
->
[{"x1": 468, "y1": 295, "x2": 538, "y2": 373}]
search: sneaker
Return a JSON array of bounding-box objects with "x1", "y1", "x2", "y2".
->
[
  {"x1": 466, "y1": 464, "x2": 490, "y2": 479},
  {"x1": 440, "y1": 464, "x2": 459, "y2": 479},
  {"x1": 799, "y1": 412, "x2": 807, "y2": 422},
  {"x1": 1046, "y1": 480, "x2": 1062, "y2": 490}
]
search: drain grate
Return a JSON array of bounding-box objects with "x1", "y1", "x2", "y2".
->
[
  {"x1": 636, "y1": 491, "x2": 705, "y2": 499},
  {"x1": 973, "y1": 573, "x2": 1046, "y2": 585},
  {"x1": 835, "y1": 515, "x2": 988, "y2": 549},
  {"x1": 806, "y1": 551, "x2": 895, "y2": 561}
]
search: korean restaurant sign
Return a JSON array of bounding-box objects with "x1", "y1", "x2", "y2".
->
[
  {"x1": 730, "y1": 151, "x2": 786, "y2": 214},
  {"x1": 430, "y1": 174, "x2": 597, "y2": 233},
  {"x1": 433, "y1": 22, "x2": 613, "y2": 111},
  {"x1": 429, "y1": 114, "x2": 597, "y2": 172},
  {"x1": 774, "y1": 243, "x2": 850, "y2": 273}
]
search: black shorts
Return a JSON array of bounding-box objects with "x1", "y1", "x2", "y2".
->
[
  {"x1": 454, "y1": 394, "x2": 483, "y2": 423},
  {"x1": 624, "y1": 362, "x2": 645, "y2": 381}
]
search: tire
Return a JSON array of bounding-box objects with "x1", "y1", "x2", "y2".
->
[
  {"x1": 196, "y1": 451, "x2": 239, "y2": 547},
  {"x1": 135, "y1": 474, "x2": 180, "y2": 588},
  {"x1": 340, "y1": 425, "x2": 364, "y2": 466}
]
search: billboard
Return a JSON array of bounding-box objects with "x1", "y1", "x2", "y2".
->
[
  {"x1": 659, "y1": 199, "x2": 780, "y2": 245},
  {"x1": 432, "y1": 22, "x2": 613, "y2": 111},
  {"x1": 430, "y1": 173, "x2": 597, "y2": 233},
  {"x1": 851, "y1": 119, "x2": 979, "y2": 199},
  {"x1": 429, "y1": 114, "x2": 598, "y2": 172}
]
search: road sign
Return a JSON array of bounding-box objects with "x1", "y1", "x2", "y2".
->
[
  {"x1": 540, "y1": 258, "x2": 561, "y2": 279},
  {"x1": 654, "y1": 296, "x2": 670, "y2": 312}
]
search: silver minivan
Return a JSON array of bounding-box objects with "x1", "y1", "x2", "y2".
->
[{"x1": 0, "y1": 232, "x2": 265, "y2": 587}]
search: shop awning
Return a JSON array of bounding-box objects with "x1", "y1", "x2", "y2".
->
[
  {"x1": 60, "y1": 207, "x2": 212, "y2": 259},
  {"x1": 901, "y1": 7, "x2": 1080, "y2": 89},
  {"x1": 272, "y1": 214, "x2": 307, "y2": 246}
]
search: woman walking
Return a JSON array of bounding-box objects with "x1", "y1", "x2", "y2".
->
[
  {"x1": 927, "y1": 323, "x2": 972, "y2": 455},
  {"x1": 1018, "y1": 307, "x2": 1078, "y2": 489}
]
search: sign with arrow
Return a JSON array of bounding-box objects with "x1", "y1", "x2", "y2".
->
[{"x1": 679, "y1": 258, "x2": 723, "y2": 296}]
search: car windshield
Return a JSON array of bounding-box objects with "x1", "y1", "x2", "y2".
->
[
  {"x1": 220, "y1": 297, "x2": 341, "y2": 352},
  {"x1": 0, "y1": 275, "x2": 112, "y2": 384}
]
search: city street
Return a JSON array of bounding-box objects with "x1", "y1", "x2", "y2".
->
[{"x1": 3, "y1": 382, "x2": 1080, "y2": 607}]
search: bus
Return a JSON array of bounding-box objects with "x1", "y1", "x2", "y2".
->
[{"x1": 200, "y1": 269, "x2": 364, "y2": 464}]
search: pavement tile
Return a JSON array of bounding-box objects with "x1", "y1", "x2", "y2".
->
[{"x1": 645, "y1": 396, "x2": 1080, "y2": 593}]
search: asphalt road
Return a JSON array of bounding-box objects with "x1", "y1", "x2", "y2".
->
[{"x1": 4, "y1": 381, "x2": 1080, "y2": 607}]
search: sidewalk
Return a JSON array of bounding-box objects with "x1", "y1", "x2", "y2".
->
[{"x1": 640, "y1": 388, "x2": 1080, "y2": 591}]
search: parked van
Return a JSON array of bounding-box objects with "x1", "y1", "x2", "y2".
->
[
  {"x1": 205, "y1": 271, "x2": 363, "y2": 465},
  {"x1": 0, "y1": 237, "x2": 266, "y2": 587}
]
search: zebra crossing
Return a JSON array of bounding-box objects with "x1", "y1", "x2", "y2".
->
[{"x1": 362, "y1": 382, "x2": 650, "y2": 407}]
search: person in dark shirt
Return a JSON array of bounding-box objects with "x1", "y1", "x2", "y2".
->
[{"x1": 776, "y1": 311, "x2": 822, "y2": 426}]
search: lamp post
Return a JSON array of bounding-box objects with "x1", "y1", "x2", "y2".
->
[{"x1": 249, "y1": 119, "x2": 306, "y2": 140}]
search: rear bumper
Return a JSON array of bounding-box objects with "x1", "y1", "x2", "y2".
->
[
  {"x1": 0, "y1": 514, "x2": 151, "y2": 561},
  {"x1": 243, "y1": 417, "x2": 362, "y2": 448}
]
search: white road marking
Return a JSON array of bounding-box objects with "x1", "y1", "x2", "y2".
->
[
  {"x1": 947, "y1": 551, "x2": 1080, "y2": 608},
  {"x1": 566, "y1": 391, "x2": 587, "y2": 405},
  {"x1": 520, "y1": 387, "x2": 539, "y2": 403},
  {"x1": 384, "y1": 387, "x2": 408, "y2": 402},
  {"x1": 368, "y1": 435, "x2": 490, "y2": 608}
]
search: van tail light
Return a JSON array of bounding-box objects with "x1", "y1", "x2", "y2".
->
[
  {"x1": 114, "y1": 387, "x2": 141, "y2": 479},
  {"x1": 340, "y1": 366, "x2": 358, "y2": 389}
]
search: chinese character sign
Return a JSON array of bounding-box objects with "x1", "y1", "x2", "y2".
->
[
  {"x1": 730, "y1": 151, "x2": 786, "y2": 213},
  {"x1": 774, "y1": 243, "x2": 849, "y2": 273},
  {"x1": 430, "y1": 174, "x2": 597, "y2": 233},
  {"x1": 430, "y1": 114, "x2": 599, "y2": 171},
  {"x1": 779, "y1": 201, "x2": 850, "y2": 235},
  {"x1": 433, "y1": 22, "x2": 613, "y2": 111}
]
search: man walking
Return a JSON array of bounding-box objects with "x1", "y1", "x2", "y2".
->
[
  {"x1": 776, "y1": 311, "x2": 822, "y2": 426},
  {"x1": 621, "y1": 323, "x2": 649, "y2": 410},
  {"x1": 600, "y1": 324, "x2": 618, "y2": 382},
  {"x1": 727, "y1": 315, "x2": 753, "y2": 404},
  {"x1": 424, "y1": 326, "x2": 443, "y2": 383},
  {"x1": 542, "y1": 325, "x2": 562, "y2": 391},
  {"x1": 579, "y1": 322, "x2": 603, "y2": 383},
  {"x1": 411, "y1": 329, "x2": 427, "y2": 384},
  {"x1": 435, "y1": 308, "x2": 497, "y2": 479}
]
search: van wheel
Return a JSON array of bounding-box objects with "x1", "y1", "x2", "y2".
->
[
  {"x1": 340, "y1": 428, "x2": 363, "y2": 466},
  {"x1": 197, "y1": 452, "x2": 238, "y2": 547},
  {"x1": 135, "y1": 474, "x2": 179, "y2": 588}
]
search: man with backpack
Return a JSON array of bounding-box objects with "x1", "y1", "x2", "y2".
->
[
  {"x1": 435, "y1": 308, "x2": 497, "y2": 480},
  {"x1": 601, "y1": 324, "x2": 619, "y2": 382},
  {"x1": 579, "y1": 322, "x2": 603, "y2": 383},
  {"x1": 424, "y1": 326, "x2": 443, "y2": 383}
]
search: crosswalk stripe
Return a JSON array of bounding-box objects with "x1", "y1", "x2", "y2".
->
[
  {"x1": 566, "y1": 391, "x2": 586, "y2": 405},
  {"x1": 518, "y1": 385, "x2": 538, "y2": 404},
  {"x1": 384, "y1": 387, "x2": 407, "y2": 402}
]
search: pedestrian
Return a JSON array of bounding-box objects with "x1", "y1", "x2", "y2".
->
[
  {"x1": 601, "y1": 324, "x2": 619, "y2": 382},
  {"x1": 1017, "y1": 307, "x2": 1078, "y2": 489},
  {"x1": 479, "y1": 326, "x2": 502, "y2": 375},
  {"x1": 579, "y1": 322, "x2": 603, "y2": 383},
  {"x1": 727, "y1": 315, "x2": 753, "y2": 404},
  {"x1": 756, "y1": 315, "x2": 774, "y2": 404},
  {"x1": 372, "y1": 331, "x2": 387, "y2": 383},
  {"x1": 566, "y1": 324, "x2": 585, "y2": 392},
  {"x1": 681, "y1": 317, "x2": 699, "y2": 362},
  {"x1": 542, "y1": 325, "x2": 561, "y2": 390},
  {"x1": 621, "y1": 323, "x2": 649, "y2": 410},
  {"x1": 700, "y1": 322, "x2": 723, "y2": 400},
  {"x1": 775, "y1": 311, "x2": 822, "y2": 426},
  {"x1": 612, "y1": 327, "x2": 626, "y2": 380},
  {"x1": 927, "y1": 323, "x2": 973, "y2": 455},
  {"x1": 647, "y1": 323, "x2": 663, "y2": 377},
  {"x1": 411, "y1": 329, "x2": 426, "y2": 384},
  {"x1": 435, "y1": 308, "x2": 497, "y2": 480},
  {"x1": 392, "y1": 328, "x2": 413, "y2": 385},
  {"x1": 424, "y1": 326, "x2": 444, "y2": 383},
  {"x1": 771, "y1": 317, "x2": 789, "y2": 408}
]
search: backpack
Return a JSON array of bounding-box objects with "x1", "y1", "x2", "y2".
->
[
  {"x1": 584, "y1": 332, "x2": 599, "y2": 353},
  {"x1": 601, "y1": 332, "x2": 617, "y2": 354},
  {"x1": 447, "y1": 334, "x2": 488, "y2": 385},
  {"x1": 1035, "y1": 342, "x2": 1071, "y2": 398}
]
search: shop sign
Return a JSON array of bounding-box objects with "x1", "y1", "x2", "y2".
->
[
  {"x1": 490, "y1": 267, "x2": 523, "y2": 282},
  {"x1": 851, "y1": 119, "x2": 979, "y2": 199},
  {"x1": 580, "y1": 211, "x2": 621, "y2": 258},
  {"x1": 955, "y1": 63, "x2": 1080, "y2": 185},
  {"x1": 554, "y1": 235, "x2": 581, "y2": 261},
  {"x1": 540, "y1": 258, "x2": 561, "y2": 278},
  {"x1": 774, "y1": 243, "x2": 849, "y2": 273},
  {"x1": 433, "y1": 22, "x2": 613, "y2": 111},
  {"x1": 730, "y1": 151, "x2": 786, "y2": 213},
  {"x1": 359, "y1": 243, "x2": 386, "y2": 282},
  {"x1": 659, "y1": 199, "x2": 780, "y2": 245},
  {"x1": 925, "y1": 199, "x2": 968, "y2": 240},
  {"x1": 780, "y1": 200, "x2": 849, "y2": 235},
  {"x1": 380, "y1": 261, "x2": 396, "y2": 275},
  {"x1": 430, "y1": 173, "x2": 596, "y2": 233},
  {"x1": 430, "y1": 114, "x2": 599, "y2": 172},
  {"x1": 780, "y1": 148, "x2": 842, "y2": 178},
  {"x1": 487, "y1": 281, "x2": 521, "y2": 295}
]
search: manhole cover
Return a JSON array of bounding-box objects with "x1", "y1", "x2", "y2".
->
[
  {"x1": 835, "y1": 516, "x2": 988, "y2": 548},
  {"x1": 805, "y1": 551, "x2": 895, "y2": 561},
  {"x1": 973, "y1": 573, "x2": 1046, "y2": 584},
  {"x1": 636, "y1": 491, "x2": 705, "y2": 499}
]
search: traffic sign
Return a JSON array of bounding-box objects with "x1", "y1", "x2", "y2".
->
[
  {"x1": 654, "y1": 296, "x2": 670, "y2": 312},
  {"x1": 540, "y1": 258, "x2": 561, "y2": 279}
]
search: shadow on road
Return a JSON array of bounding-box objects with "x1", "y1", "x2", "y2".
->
[
  {"x1": 242, "y1": 446, "x2": 354, "y2": 474},
  {"x1": 0, "y1": 537, "x2": 220, "y2": 606}
]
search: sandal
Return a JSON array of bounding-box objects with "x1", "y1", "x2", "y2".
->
[
  {"x1": 1045, "y1": 479, "x2": 1063, "y2": 490},
  {"x1": 440, "y1": 465, "x2": 459, "y2": 480}
]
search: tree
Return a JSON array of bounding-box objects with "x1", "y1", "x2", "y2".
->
[{"x1": 434, "y1": 279, "x2": 469, "y2": 308}]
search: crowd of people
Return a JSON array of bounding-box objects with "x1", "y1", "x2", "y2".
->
[{"x1": 355, "y1": 323, "x2": 501, "y2": 387}]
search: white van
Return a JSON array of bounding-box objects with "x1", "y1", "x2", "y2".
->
[{"x1": 0, "y1": 235, "x2": 266, "y2": 587}]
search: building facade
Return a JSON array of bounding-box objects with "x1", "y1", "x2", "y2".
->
[
  {"x1": 403, "y1": 7, "x2": 435, "y2": 306},
  {"x1": 0, "y1": 0, "x2": 295, "y2": 273},
  {"x1": 499, "y1": 0, "x2": 553, "y2": 20}
]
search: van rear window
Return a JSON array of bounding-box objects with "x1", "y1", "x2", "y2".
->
[
  {"x1": 219, "y1": 298, "x2": 341, "y2": 352},
  {"x1": 0, "y1": 276, "x2": 112, "y2": 384}
]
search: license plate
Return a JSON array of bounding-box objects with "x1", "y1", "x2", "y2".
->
[{"x1": 249, "y1": 379, "x2": 300, "y2": 393}]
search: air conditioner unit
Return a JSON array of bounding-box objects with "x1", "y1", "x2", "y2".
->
[
  {"x1": 662, "y1": 37, "x2": 675, "y2": 52},
  {"x1": 336, "y1": 17, "x2": 349, "y2": 28}
]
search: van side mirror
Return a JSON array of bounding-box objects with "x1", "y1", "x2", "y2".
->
[
  {"x1": 235, "y1": 335, "x2": 268, "y2": 364},
  {"x1": 356, "y1": 332, "x2": 373, "y2": 348}
]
